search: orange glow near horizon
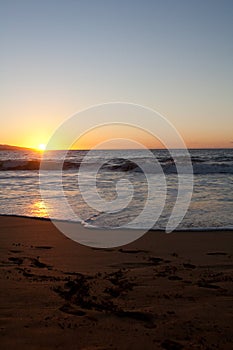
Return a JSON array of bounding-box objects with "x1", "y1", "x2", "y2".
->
[
  {"x1": 63, "y1": 125, "x2": 233, "y2": 150},
  {"x1": 71, "y1": 124, "x2": 164, "y2": 150},
  {"x1": 3, "y1": 125, "x2": 232, "y2": 150}
]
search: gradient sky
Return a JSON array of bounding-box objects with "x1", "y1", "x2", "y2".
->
[{"x1": 1, "y1": 0, "x2": 233, "y2": 149}]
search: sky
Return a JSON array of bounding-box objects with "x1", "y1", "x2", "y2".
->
[{"x1": 1, "y1": 0, "x2": 233, "y2": 149}]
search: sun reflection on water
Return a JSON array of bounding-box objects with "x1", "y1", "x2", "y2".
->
[{"x1": 29, "y1": 199, "x2": 48, "y2": 217}]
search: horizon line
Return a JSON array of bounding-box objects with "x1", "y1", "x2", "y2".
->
[{"x1": 1, "y1": 144, "x2": 233, "y2": 152}]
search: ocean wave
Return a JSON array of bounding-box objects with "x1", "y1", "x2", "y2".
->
[
  {"x1": 100, "y1": 158, "x2": 233, "y2": 174},
  {"x1": 0, "y1": 158, "x2": 233, "y2": 174},
  {"x1": 0, "y1": 160, "x2": 80, "y2": 171}
]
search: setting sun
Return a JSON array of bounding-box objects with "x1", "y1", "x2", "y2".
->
[{"x1": 38, "y1": 143, "x2": 46, "y2": 151}]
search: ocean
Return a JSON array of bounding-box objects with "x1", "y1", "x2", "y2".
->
[{"x1": 0, "y1": 148, "x2": 232, "y2": 231}]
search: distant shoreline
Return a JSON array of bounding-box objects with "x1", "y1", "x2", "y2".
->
[{"x1": 0, "y1": 144, "x2": 34, "y2": 151}]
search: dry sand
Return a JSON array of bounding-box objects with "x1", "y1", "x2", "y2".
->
[{"x1": 0, "y1": 215, "x2": 232, "y2": 349}]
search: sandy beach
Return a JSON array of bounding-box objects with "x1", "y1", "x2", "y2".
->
[{"x1": 0, "y1": 215, "x2": 232, "y2": 349}]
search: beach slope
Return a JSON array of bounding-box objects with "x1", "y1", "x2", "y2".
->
[{"x1": 0, "y1": 216, "x2": 232, "y2": 349}]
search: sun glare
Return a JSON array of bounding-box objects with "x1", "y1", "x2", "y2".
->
[{"x1": 38, "y1": 143, "x2": 46, "y2": 151}]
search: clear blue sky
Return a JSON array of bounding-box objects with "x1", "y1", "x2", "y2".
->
[{"x1": 1, "y1": 0, "x2": 233, "y2": 148}]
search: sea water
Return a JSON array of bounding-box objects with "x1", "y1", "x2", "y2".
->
[{"x1": 0, "y1": 149, "x2": 232, "y2": 231}]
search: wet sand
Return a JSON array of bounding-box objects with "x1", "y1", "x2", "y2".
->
[{"x1": 0, "y1": 215, "x2": 232, "y2": 349}]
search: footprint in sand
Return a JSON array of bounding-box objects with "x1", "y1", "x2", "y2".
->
[{"x1": 34, "y1": 246, "x2": 53, "y2": 250}]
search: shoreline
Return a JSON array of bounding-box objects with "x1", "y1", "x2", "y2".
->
[
  {"x1": 0, "y1": 215, "x2": 233, "y2": 349},
  {"x1": 1, "y1": 214, "x2": 233, "y2": 232}
]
